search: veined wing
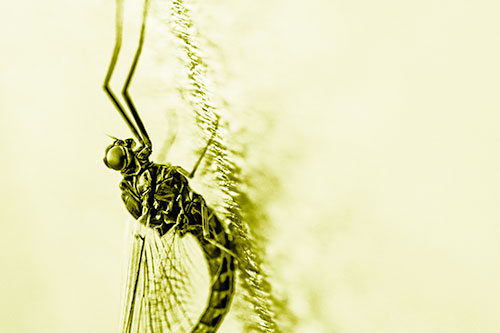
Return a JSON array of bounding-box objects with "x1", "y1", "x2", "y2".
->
[{"x1": 121, "y1": 221, "x2": 211, "y2": 333}]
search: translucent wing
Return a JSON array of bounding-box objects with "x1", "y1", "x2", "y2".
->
[{"x1": 121, "y1": 221, "x2": 211, "y2": 332}]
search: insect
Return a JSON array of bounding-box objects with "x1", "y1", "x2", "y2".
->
[{"x1": 102, "y1": 0, "x2": 236, "y2": 331}]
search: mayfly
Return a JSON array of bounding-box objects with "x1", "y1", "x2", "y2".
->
[{"x1": 102, "y1": 0, "x2": 236, "y2": 331}]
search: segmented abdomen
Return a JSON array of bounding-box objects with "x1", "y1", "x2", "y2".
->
[{"x1": 191, "y1": 214, "x2": 236, "y2": 333}]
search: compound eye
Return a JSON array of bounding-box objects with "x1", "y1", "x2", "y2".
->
[{"x1": 104, "y1": 146, "x2": 128, "y2": 171}]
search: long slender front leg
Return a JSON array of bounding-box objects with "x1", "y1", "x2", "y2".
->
[
  {"x1": 103, "y1": 0, "x2": 144, "y2": 145},
  {"x1": 121, "y1": 0, "x2": 153, "y2": 150}
]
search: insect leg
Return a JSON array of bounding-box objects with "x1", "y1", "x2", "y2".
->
[
  {"x1": 123, "y1": 214, "x2": 151, "y2": 333},
  {"x1": 124, "y1": 234, "x2": 145, "y2": 333},
  {"x1": 200, "y1": 203, "x2": 237, "y2": 259},
  {"x1": 121, "y1": 0, "x2": 153, "y2": 150},
  {"x1": 188, "y1": 116, "x2": 219, "y2": 178},
  {"x1": 103, "y1": 0, "x2": 144, "y2": 146},
  {"x1": 157, "y1": 110, "x2": 178, "y2": 162}
]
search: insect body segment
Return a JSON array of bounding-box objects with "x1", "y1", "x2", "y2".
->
[
  {"x1": 192, "y1": 243, "x2": 235, "y2": 333},
  {"x1": 104, "y1": 140, "x2": 236, "y2": 332}
]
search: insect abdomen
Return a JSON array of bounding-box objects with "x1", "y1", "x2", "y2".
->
[
  {"x1": 189, "y1": 210, "x2": 236, "y2": 333},
  {"x1": 192, "y1": 243, "x2": 236, "y2": 333}
]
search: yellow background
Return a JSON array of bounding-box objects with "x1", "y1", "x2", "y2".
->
[{"x1": 1, "y1": 0, "x2": 500, "y2": 332}]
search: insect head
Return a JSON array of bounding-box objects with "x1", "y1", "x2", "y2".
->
[{"x1": 103, "y1": 138, "x2": 140, "y2": 174}]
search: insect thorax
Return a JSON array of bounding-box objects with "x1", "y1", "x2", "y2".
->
[{"x1": 119, "y1": 163, "x2": 209, "y2": 237}]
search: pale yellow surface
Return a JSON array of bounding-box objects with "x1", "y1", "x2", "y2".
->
[{"x1": 1, "y1": 0, "x2": 500, "y2": 332}]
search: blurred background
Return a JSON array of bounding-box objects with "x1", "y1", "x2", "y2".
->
[{"x1": 1, "y1": 0, "x2": 500, "y2": 332}]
